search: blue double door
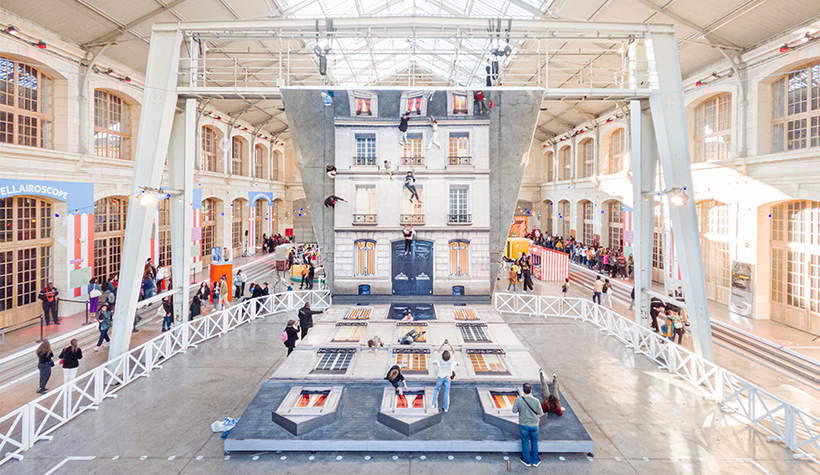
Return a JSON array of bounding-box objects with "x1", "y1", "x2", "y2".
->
[{"x1": 392, "y1": 240, "x2": 433, "y2": 295}]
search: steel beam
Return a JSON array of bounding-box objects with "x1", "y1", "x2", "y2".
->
[
  {"x1": 108, "y1": 29, "x2": 182, "y2": 363},
  {"x1": 630, "y1": 100, "x2": 657, "y2": 328},
  {"x1": 646, "y1": 32, "x2": 714, "y2": 362}
]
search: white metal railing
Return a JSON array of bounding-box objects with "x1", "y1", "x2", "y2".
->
[
  {"x1": 0, "y1": 290, "x2": 330, "y2": 466},
  {"x1": 494, "y1": 293, "x2": 820, "y2": 466}
]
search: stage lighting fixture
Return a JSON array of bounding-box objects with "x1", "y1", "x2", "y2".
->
[
  {"x1": 37, "y1": 40, "x2": 47, "y2": 49},
  {"x1": 6, "y1": 25, "x2": 18, "y2": 35}
]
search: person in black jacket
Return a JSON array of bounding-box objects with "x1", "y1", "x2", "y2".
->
[
  {"x1": 261, "y1": 282, "x2": 270, "y2": 296},
  {"x1": 59, "y1": 338, "x2": 83, "y2": 383},
  {"x1": 36, "y1": 340, "x2": 53, "y2": 394},
  {"x1": 385, "y1": 365, "x2": 408, "y2": 395},
  {"x1": 297, "y1": 302, "x2": 326, "y2": 339},
  {"x1": 324, "y1": 195, "x2": 347, "y2": 208},
  {"x1": 189, "y1": 294, "x2": 204, "y2": 321},
  {"x1": 161, "y1": 296, "x2": 173, "y2": 331},
  {"x1": 306, "y1": 264, "x2": 315, "y2": 290},
  {"x1": 284, "y1": 320, "x2": 299, "y2": 356}
]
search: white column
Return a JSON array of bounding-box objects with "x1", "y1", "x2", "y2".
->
[
  {"x1": 108, "y1": 29, "x2": 183, "y2": 362},
  {"x1": 647, "y1": 31, "x2": 714, "y2": 362},
  {"x1": 630, "y1": 101, "x2": 657, "y2": 327}
]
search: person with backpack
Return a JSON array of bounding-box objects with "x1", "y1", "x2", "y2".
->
[
  {"x1": 601, "y1": 279, "x2": 613, "y2": 309},
  {"x1": 59, "y1": 338, "x2": 83, "y2": 383},
  {"x1": 161, "y1": 296, "x2": 173, "y2": 331},
  {"x1": 95, "y1": 305, "x2": 112, "y2": 352},
  {"x1": 512, "y1": 382, "x2": 544, "y2": 467},
  {"x1": 282, "y1": 320, "x2": 299, "y2": 356}
]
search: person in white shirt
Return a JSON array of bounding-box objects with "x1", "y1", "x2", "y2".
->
[
  {"x1": 426, "y1": 116, "x2": 441, "y2": 149},
  {"x1": 431, "y1": 340, "x2": 459, "y2": 412}
]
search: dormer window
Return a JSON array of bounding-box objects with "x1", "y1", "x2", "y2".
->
[{"x1": 348, "y1": 90, "x2": 378, "y2": 117}]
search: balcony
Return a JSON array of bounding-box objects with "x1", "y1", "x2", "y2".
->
[
  {"x1": 452, "y1": 108, "x2": 468, "y2": 114},
  {"x1": 401, "y1": 156, "x2": 424, "y2": 166},
  {"x1": 448, "y1": 156, "x2": 472, "y2": 165},
  {"x1": 400, "y1": 214, "x2": 425, "y2": 225},
  {"x1": 353, "y1": 214, "x2": 378, "y2": 225},
  {"x1": 353, "y1": 156, "x2": 377, "y2": 166},
  {"x1": 447, "y1": 214, "x2": 472, "y2": 224}
]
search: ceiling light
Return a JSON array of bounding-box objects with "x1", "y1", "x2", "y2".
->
[
  {"x1": 695, "y1": 80, "x2": 703, "y2": 87},
  {"x1": 799, "y1": 32, "x2": 812, "y2": 42},
  {"x1": 669, "y1": 192, "x2": 688, "y2": 207},
  {"x1": 709, "y1": 72, "x2": 718, "y2": 79},
  {"x1": 107, "y1": 68, "x2": 116, "y2": 77},
  {"x1": 37, "y1": 40, "x2": 47, "y2": 49},
  {"x1": 779, "y1": 44, "x2": 789, "y2": 53},
  {"x1": 124, "y1": 76, "x2": 131, "y2": 83},
  {"x1": 138, "y1": 190, "x2": 156, "y2": 207},
  {"x1": 6, "y1": 25, "x2": 18, "y2": 35}
]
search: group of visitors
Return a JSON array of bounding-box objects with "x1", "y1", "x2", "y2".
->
[
  {"x1": 650, "y1": 287, "x2": 690, "y2": 344},
  {"x1": 530, "y1": 231, "x2": 633, "y2": 279},
  {"x1": 505, "y1": 253, "x2": 534, "y2": 293},
  {"x1": 592, "y1": 276, "x2": 614, "y2": 308},
  {"x1": 259, "y1": 233, "x2": 286, "y2": 253},
  {"x1": 514, "y1": 370, "x2": 565, "y2": 467},
  {"x1": 280, "y1": 302, "x2": 327, "y2": 356},
  {"x1": 34, "y1": 338, "x2": 84, "y2": 394}
]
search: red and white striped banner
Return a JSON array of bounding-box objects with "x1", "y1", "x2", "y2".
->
[{"x1": 530, "y1": 245, "x2": 569, "y2": 281}]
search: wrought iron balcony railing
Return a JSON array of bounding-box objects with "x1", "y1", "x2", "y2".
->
[
  {"x1": 353, "y1": 213, "x2": 377, "y2": 224},
  {"x1": 447, "y1": 214, "x2": 472, "y2": 224},
  {"x1": 353, "y1": 156, "x2": 377, "y2": 166},
  {"x1": 448, "y1": 156, "x2": 472, "y2": 165},
  {"x1": 400, "y1": 214, "x2": 425, "y2": 224}
]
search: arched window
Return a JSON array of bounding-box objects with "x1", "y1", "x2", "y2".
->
[
  {"x1": 544, "y1": 151, "x2": 554, "y2": 183},
  {"x1": 0, "y1": 57, "x2": 53, "y2": 148},
  {"x1": 606, "y1": 129, "x2": 625, "y2": 174},
  {"x1": 772, "y1": 64, "x2": 820, "y2": 152},
  {"x1": 255, "y1": 145, "x2": 265, "y2": 179},
  {"x1": 255, "y1": 199, "x2": 267, "y2": 248},
  {"x1": 542, "y1": 200, "x2": 553, "y2": 235},
  {"x1": 577, "y1": 139, "x2": 594, "y2": 178},
  {"x1": 449, "y1": 240, "x2": 470, "y2": 276},
  {"x1": 231, "y1": 137, "x2": 246, "y2": 175},
  {"x1": 694, "y1": 94, "x2": 731, "y2": 162},
  {"x1": 355, "y1": 239, "x2": 376, "y2": 276},
  {"x1": 653, "y1": 203, "x2": 664, "y2": 276},
  {"x1": 232, "y1": 199, "x2": 245, "y2": 253},
  {"x1": 606, "y1": 201, "x2": 623, "y2": 250},
  {"x1": 770, "y1": 200, "x2": 820, "y2": 328},
  {"x1": 558, "y1": 146, "x2": 571, "y2": 180},
  {"x1": 157, "y1": 198, "x2": 171, "y2": 267},
  {"x1": 201, "y1": 126, "x2": 218, "y2": 172},
  {"x1": 0, "y1": 197, "x2": 54, "y2": 325},
  {"x1": 580, "y1": 201, "x2": 594, "y2": 245},
  {"x1": 697, "y1": 200, "x2": 730, "y2": 302},
  {"x1": 93, "y1": 196, "x2": 128, "y2": 282},
  {"x1": 558, "y1": 200, "x2": 571, "y2": 239},
  {"x1": 201, "y1": 199, "x2": 217, "y2": 260},
  {"x1": 271, "y1": 150, "x2": 282, "y2": 181},
  {"x1": 94, "y1": 90, "x2": 131, "y2": 159}
]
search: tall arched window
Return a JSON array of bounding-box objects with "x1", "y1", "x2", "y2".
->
[
  {"x1": 542, "y1": 200, "x2": 553, "y2": 235},
  {"x1": 606, "y1": 129, "x2": 625, "y2": 174},
  {"x1": 449, "y1": 240, "x2": 470, "y2": 276},
  {"x1": 580, "y1": 200, "x2": 594, "y2": 245},
  {"x1": 0, "y1": 57, "x2": 53, "y2": 148},
  {"x1": 355, "y1": 239, "x2": 376, "y2": 276},
  {"x1": 606, "y1": 201, "x2": 623, "y2": 250},
  {"x1": 201, "y1": 126, "x2": 218, "y2": 172},
  {"x1": 232, "y1": 199, "x2": 245, "y2": 254},
  {"x1": 94, "y1": 90, "x2": 131, "y2": 159},
  {"x1": 558, "y1": 146, "x2": 571, "y2": 180},
  {"x1": 255, "y1": 199, "x2": 267, "y2": 248},
  {"x1": 0, "y1": 196, "x2": 54, "y2": 326},
  {"x1": 559, "y1": 200, "x2": 571, "y2": 238},
  {"x1": 770, "y1": 200, "x2": 820, "y2": 329},
  {"x1": 271, "y1": 150, "x2": 282, "y2": 181},
  {"x1": 544, "y1": 151, "x2": 554, "y2": 183},
  {"x1": 697, "y1": 200, "x2": 730, "y2": 302},
  {"x1": 157, "y1": 198, "x2": 171, "y2": 267},
  {"x1": 231, "y1": 137, "x2": 245, "y2": 175},
  {"x1": 577, "y1": 139, "x2": 594, "y2": 178},
  {"x1": 94, "y1": 196, "x2": 128, "y2": 282},
  {"x1": 255, "y1": 145, "x2": 265, "y2": 179},
  {"x1": 694, "y1": 94, "x2": 731, "y2": 162},
  {"x1": 201, "y1": 199, "x2": 217, "y2": 260},
  {"x1": 772, "y1": 64, "x2": 820, "y2": 152}
]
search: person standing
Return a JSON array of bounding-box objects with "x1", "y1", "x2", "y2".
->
[
  {"x1": 512, "y1": 382, "x2": 544, "y2": 467},
  {"x1": 189, "y1": 294, "x2": 204, "y2": 321},
  {"x1": 234, "y1": 270, "x2": 245, "y2": 300},
  {"x1": 398, "y1": 111, "x2": 409, "y2": 145},
  {"x1": 95, "y1": 305, "x2": 112, "y2": 351},
  {"x1": 283, "y1": 320, "x2": 300, "y2": 356},
  {"x1": 35, "y1": 340, "x2": 54, "y2": 394},
  {"x1": 628, "y1": 287, "x2": 635, "y2": 311},
  {"x1": 59, "y1": 339, "x2": 82, "y2": 383},
  {"x1": 222, "y1": 246, "x2": 231, "y2": 263},
  {"x1": 39, "y1": 282, "x2": 59, "y2": 325},
  {"x1": 507, "y1": 263, "x2": 518, "y2": 292},
  {"x1": 522, "y1": 262, "x2": 534, "y2": 293},
  {"x1": 297, "y1": 302, "x2": 327, "y2": 340},
  {"x1": 404, "y1": 171, "x2": 421, "y2": 203},
  {"x1": 601, "y1": 279, "x2": 612, "y2": 309},
  {"x1": 402, "y1": 224, "x2": 414, "y2": 256},
  {"x1": 212, "y1": 281, "x2": 221, "y2": 310},
  {"x1": 426, "y1": 116, "x2": 441, "y2": 149},
  {"x1": 617, "y1": 252, "x2": 627, "y2": 278},
  {"x1": 87, "y1": 278, "x2": 101, "y2": 321},
  {"x1": 161, "y1": 296, "x2": 173, "y2": 331},
  {"x1": 592, "y1": 276, "x2": 603, "y2": 305},
  {"x1": 431, "y1": 340, "x2": 458, "y2": 413},
  {"x1": 198, "y1": 282, "x2": 210, "y2": 302},
  {"x1": 306, "y1": 264, "x2": 315, "y2": 290},
  {"x1": 219, "y1": 275, "x2": 229, "y2": 310},
  {"x1": 560, "y1": 278, "x2": 570, "y2": 312}
]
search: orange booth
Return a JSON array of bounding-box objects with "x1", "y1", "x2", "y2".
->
[{"x1": 209, "y1": 262, "x2": 233, "y2": 303}]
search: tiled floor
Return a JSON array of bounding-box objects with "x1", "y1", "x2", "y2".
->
[{"x1": 2, "y1": 298, "x2": 820, "y2": 474}]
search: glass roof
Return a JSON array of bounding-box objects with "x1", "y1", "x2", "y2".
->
[{"x1": 283, "y1": 0, "x2": 541, "y2": 86}]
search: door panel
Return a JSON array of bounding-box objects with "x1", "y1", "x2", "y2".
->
[{"x1": 392, "y1": 240, "x2": 434, "y2": 295}]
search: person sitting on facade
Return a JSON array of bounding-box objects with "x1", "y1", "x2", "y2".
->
[
  {"x1": 401, "y1": 309, "x2": 414, "y2": 322},
  {"x1": 539, "y1": 369, "x2": 563, "y2": 416},
  {"x1": 404, "y1": 171, "x2": 421, "y2": 203},
  {"x1": 383, "y1": 160, "x2": 394, "y2": 180},
  {"x1": 426, "y1": 116, "x2": 441, "y2": 149},
  {"x1": 367, "y1": 336, "x2": 384, "y2": 355},
  {"x1": 324, "y1": 195, "x2": 347, "y2": 208},
  {"x1": 399, "y1": 328, "x2": 424, "y2": 346},
  {"x1": 398, "y1": 111, "x2": 409, "y2": 145},
  {"x1": 325, "y1": 164, "x2": 337, "y2": 178},
  {"x1": 385, "y1": 364, "x2": 408, "y2": 395}
]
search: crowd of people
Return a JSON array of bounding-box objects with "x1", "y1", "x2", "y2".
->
[{"x1": 528, "y1": 231, "x2": 633, "y2": 279}]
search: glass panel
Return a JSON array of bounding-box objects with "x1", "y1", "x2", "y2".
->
[
  {"x1": 0, "y1": 251, "x2": 11, "y2": 311},
  {"x1": 16, "y1": 247, "x2": 37, "y2": 306}
]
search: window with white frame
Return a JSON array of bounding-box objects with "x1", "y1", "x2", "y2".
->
[
  {"x1": 694, "y1": 94, "x2": 732, "y2": 162},
  {"x1": 231, "y1": 137, "x2": 245, "y2": 175},
  {"x1": 355, "y1": 134, "x2": 376, "y2": 165},
  {"x1": 578, "y1": 139, "x2": 594, "y2": 178},
  {"x1": 448, "y1": 132, "x2": 470, "y2": 165},
  {"x1": 772, "y1": 64, "x2": 820, "y2": 152},
  {"x1": 0, "y1": 58, "x2": 53, "y2": 149},
  {"x1": 606, "y1": 129, "x2": 625, "y2": 174},
  {"x1": 201, "y1": 126, "x2": 218, "y2": 172},
  {"x1": 394, "y1": 348, "x2": 429, "y2": 374},
  {"x1": 607, "y1": 201, "x2": 623, "y2": 250},
  {"x1": 448, "y1": 185, "x2": 469, "y2": 223},
  {"x1": 313, "y1": 348, "x2": 355, "y2": 373},
  {"x1": 332, "y1": 322, "x2": 366, "y2": 342},
  {"x1": 452, "y1": 93, "x2": 468, "y2": 114},
  {"x1": 467, "y1": 349, "x2": 508, "y2": 374},
  {"x1": 581, "y1": 201, "x2": 594, "y2": 245},
  {"x1": 544, "y1": 152, "x2": 554, "y2": 182},
  {"x1": 558, "y1": 146, "x2": 571, "y2": 180},
  {"x1": 355, "y1": 185, "x2": 377, "y2": 222},
  {"x1": 449, "y1": 239, "x2": 469, "y2": 276},
  {"x1": 458, "y1": 322, "x2": 490, "y2": 342},
  {"x1": 770, "y1": 201, "x2": 820, "y2": 315}
]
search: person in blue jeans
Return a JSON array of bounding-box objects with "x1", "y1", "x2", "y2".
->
[
  {"x1": 404, "y1": 171, "x2": 421, "y2": 203},
  {"x1": 161, "y1": 296, "x2": 173, "y2": 331},
  {"x1": 431, "y1": 340, "x2": 458, "y2": 412},
  {"x1": 512, "y1": 382, "x2": 544, "y2": 467}
]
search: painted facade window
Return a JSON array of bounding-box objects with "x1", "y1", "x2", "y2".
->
[
  {"x1": 355, "y1": 239, "x2": 376, "y2": 276},
  {"x1": 356, "y1": 97, "x2": 371, "y2": 116},
  {"x1": 449, "y1": 239, "x2": 469, "y2": 276},
  {"x1": 355, "y1": 134, "x2": 376, "y2": 165},
  {"x1": 452, "y1": 93, "x2": 467, "y2": 114},
  {"x1": 448, "y1": 185, "x2": 469, "y2": 223},
  {"x1": 448, "y1": 133, "x2": 469, "y2": 165}
]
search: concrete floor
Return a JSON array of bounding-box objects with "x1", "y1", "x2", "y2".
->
[{"x1": 3, "y1": 301, "x2": 820, "y2": 474}]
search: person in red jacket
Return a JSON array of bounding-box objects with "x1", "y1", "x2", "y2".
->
[{"x1": 539, "y1": 369, "x2": 563, "y2": 416}]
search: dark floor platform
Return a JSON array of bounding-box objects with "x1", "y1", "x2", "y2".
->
[
  {"x1": 388, "y1": 303, "x2": 437, "y2": 320},
  {"x1": 332, "y1": 294, "x2": 492, "y2": 305},
  {"x1": 225, "y1": 380, "x2": 594, "y2": 453}
]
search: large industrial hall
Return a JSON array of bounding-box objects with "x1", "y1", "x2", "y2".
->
[{"x1": 1, "y1": 0, "x2": 820, "y2": 473}]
